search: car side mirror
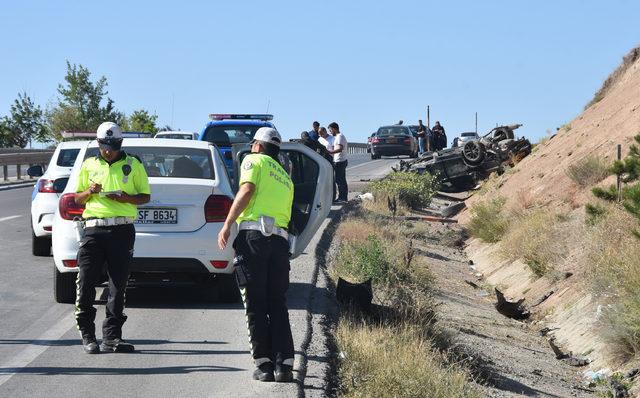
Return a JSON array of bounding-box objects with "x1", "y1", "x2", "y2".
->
[{"x1": 27, "y1": 165, "x2": 44, "y2": 177}]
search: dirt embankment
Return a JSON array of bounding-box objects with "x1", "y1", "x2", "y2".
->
[{"x1": 459, "y1": 45, "x2": 640, "y2": 385}]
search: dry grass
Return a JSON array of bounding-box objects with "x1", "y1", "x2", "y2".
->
[
  {"x1": 500, "y1": 208, "x2": 572, "y2": 277},
  {"x1": 467, "y1": 197, "x2": 509, "y2": 243},
  {"x1": 335, "y1": 219, "x2": 379, "y2": 244},
  {"x1": 336, "y1": 321, "x2": 480, "y2": 398},
  {"x1": 586, "y1": 206, "x2": 640, "y2": 358},
  {"x1": 585, "y1": 46, "x2": 640, "y2": 109},
  {"x1": 566, "y1": 156, "x2": 611, "y2": 188}
]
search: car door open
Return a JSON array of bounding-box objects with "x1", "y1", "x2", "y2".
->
[{"x1": 233, "y1": 142, "x2": 333, "y2": 259}]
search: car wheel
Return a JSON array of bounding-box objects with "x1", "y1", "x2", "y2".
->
[
  {"x1": 54, "y1": 265, "x2": 76, "y2": 304},
  {"x1": 462, "y1": 141, "x2": 486, "y2": 165},
  {"x1": 32, "y1": 232, "x2": 51, "y2": 256}
]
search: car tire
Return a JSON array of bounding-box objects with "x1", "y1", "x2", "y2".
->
[
  {"x1": 462, "y1": 141, "x2": 486, "y2": 165},
  {"x1": 32, "y1": 232, "x2": 51, "y2": 257},
  {"x1": 54, "y1": 265, "x2": 76, "y2": 304}
]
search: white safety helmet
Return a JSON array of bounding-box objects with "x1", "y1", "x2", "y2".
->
[
  {"x1": 252, "y1": 127, "x2": 282, "y2": 147},
  {"x1": 96, "y1": 122, "x2": 123, "y2": 151}
]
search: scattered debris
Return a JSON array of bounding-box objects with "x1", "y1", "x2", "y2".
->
[
  {"x1": 548, "y1": 337, "x2": 590, "y2": 366},
  {"x1": 468, "y1": 260, "x2": 474, "y2": 265},
  {"x1": 564, "y1": 272, "x2": 574, "y2": 279},
  {"x1": 356, "y1": 192, "x2": 374, "y2": 201},
  {"x1": 532, "y1": 369, "x2": 543, "y2": 376},
  {"x1": 531, "y1": 290, "x2": 555, "y2": 307},
  {"x1": 395, "y1": 124, "x2": 532, "y2": 192},
  {"x1": 626, "y1": 368, "x2": 639, "y2": 379},
  {"x1": 403, "y1": 215, "x2": 458, "y2": 223},
  {"x1": 610, "y1": 378, "x2": 630, "y2": 398},
  {"x1": 465, "y1": 280, "x2": 480, "y2": 289},
  {"x1": 494, "y1": 288, "x2": 530, "y2": 320},
  {"x1": 336, "y1": 278, "x2": 373, "y2": 312},
  {"x1": 539, "y1": 327, "x2": 559, "y2": 337}
]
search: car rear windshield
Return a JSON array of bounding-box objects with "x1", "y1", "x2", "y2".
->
[
  {"x1": 57, "y1": 149, "x2": 81, "y2": 167},
  {"x1": 202, "y1": 124, "x2": 263, "y2": 146},
  {"x1": 377, "y1": 127, "x2": 410, "y2": 136},
  {"x1": 85, "y1": 147, "x2": 214, "y2": 179}
]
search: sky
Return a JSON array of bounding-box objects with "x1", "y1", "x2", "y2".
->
[{"x1": 1, "y1": 0, "x2": 639, "y2": 145}]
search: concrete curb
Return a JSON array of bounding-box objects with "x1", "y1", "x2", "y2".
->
[{"x1": 0, "y1": 181, "x2": 35, "y2": 191}]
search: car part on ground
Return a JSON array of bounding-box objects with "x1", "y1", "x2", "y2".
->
[{"x1": 395, "y1": 124, "x2": 531, "y2": 192}]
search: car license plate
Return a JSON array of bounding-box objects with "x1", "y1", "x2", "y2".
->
[
  {"x1": 387, "y1": 138, "x2": 397, "y2": 144},
  {"x1": 136, "y1": 208, "x2": 178, "y2": 224}
]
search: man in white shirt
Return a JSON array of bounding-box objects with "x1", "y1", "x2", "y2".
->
[{"x1": 327, "y1": 122, "x2": 348, "y2": 203}]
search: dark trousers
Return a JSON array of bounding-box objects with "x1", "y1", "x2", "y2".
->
[
  {"x1": 334, "y1": 160, "x2": 348, "y2": 201},
  {"x1": 75, "y1": 224, "x2": 135, "y2": 339},
  {"x1": 234, "y1": 230, "x2": 294, "y2": 365}
]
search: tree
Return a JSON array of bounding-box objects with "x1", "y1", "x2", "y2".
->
[
  {"x1": 0, "y1": 92, "x2": 49, "y2": 147},
  {"x1": 48, "y1": 61, "x2": 125, "y2": 137},
  {"x1": 593, "y1": 134, "x2": 640, "y2": 237},
  {"x1": 127, "y1": 109, "x2": 158, "y2": 133}
]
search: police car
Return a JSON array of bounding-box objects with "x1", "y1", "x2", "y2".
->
[
  {"x1": 199, "y1": 114, "x2": 275, "y2": 176},
  {"x1": 51, "y1": 138, "x2": 333, "y2": 304}
]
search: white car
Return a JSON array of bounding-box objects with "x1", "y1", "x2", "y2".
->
[
  {"x1": 51, "y1": 138, "x2": 333, "y2": 304},
  {"x1": 154, "y1": 131, "x2": 199, "y2": 140},
  {"x1": 452, "y1": 132, "x2": 480, "y2": 148},
  {"x1": 28, "y1": 141, "x2": 85, "y2": 256}
]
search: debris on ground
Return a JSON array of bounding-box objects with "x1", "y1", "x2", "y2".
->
[
  {"x1": 336, "y1": 277, "x2": 373, "y2": 312},
  {"x1": 548, "y1": 337, "x2": 590, "y2": 366},
  {"x1": 531, "y1": 290, "x2": 555, "y2": 307},
  {"x1": 494, "y1": 288, "x2": 530, "y2": 320},
  {"x1": 395, "y1": 124, "x2": 532, "y2": 192}
]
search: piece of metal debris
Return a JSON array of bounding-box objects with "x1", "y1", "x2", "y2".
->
[
  {"x1": 494, "y1": 288, "x2": 530, "y2": 320},
  {"x1": 531, "y1": 290, "x2": 555, "y2": 307}
]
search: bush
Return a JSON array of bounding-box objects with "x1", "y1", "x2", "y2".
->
[
  {"x1": 369, "y1": 171, "x2": 439, "y2": 209},
  {"x1": 500, "y1": 209, "x2": 569, "y2": 277},
  {"x1": 337, "y1": 234, "x2": 392, "y2": 284},
  {"x1": 566, "y1": 156, "x2": 610, "y2": 188},
  {"x1": 336, "y1": 321, "x2": 480, "y2": 398},
  {"x1": 467, "y1": 197, "x2": 509, "y2": 243},
  {"x1": 586, "y1": 207, "x2": 640, "y2": 357}
]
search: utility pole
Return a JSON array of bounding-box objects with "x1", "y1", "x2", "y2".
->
[
  {"x1": 475, "y1": 112, "x2": 478, "y2": 134},
  {"x1": 426, "y1": 105, "x2": 430, "y2": 128}
]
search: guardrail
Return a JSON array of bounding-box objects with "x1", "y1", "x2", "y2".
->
[
  {"x1": 0, "y1": 150, "x2": 53, "y2": 181},
  {"x1": 346, "y1": 143, "x2": 368, "y2": 154}
]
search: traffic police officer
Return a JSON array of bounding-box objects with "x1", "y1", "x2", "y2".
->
[
  {"x1": 74, "y1": 122, "x2": 150, "y2": 354},
  {"x1": 218, "y1": 127, "x2": 295, "y2": 382}
]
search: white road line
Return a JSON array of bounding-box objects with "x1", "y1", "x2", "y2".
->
[
  {"x1": 346, "y1": 159, "x2": 384, "y2": 171},
  {"x1": 0, "y1": 215, "x2": 21, "y2": 223},
  {"x1": 0, "y1": 312, "x2": 75, "y2": 386}
]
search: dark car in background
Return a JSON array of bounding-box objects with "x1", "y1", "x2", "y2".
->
[{"x1": 369, "y1": 125, "x2": 418, "y2": 159}]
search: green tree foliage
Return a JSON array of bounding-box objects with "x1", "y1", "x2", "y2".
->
[
  {"x1": 0, "y1": 92, "x2": 49, "y2": 147},
  {"x1": 48, "y1": 61, "x2": 125, "y2": 137},
  {"x1": 592, "y1": 134, "x2": 640, "y2": 237},
  {"x1": 127, "y1": 109, "x2": 158, "y2": 133}
]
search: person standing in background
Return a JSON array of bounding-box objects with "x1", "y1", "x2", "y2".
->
[
  {"x1": 327, "y1": 122, "x2": 348, "y2": 203},
  {"x1": 308, "y1": 121, "x2": 320, "y2": 141},
  {"x1": 432, "y1": 121, "x2": 447, "y2": 150},
  {"x1": 416, "y1": 119, "x2": 427, "y2": 155}
]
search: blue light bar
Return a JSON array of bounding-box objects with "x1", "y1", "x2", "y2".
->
[{"x1": 209, "y1": 114, "x2": 273, "y2": 121}]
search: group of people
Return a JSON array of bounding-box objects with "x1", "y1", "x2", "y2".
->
[
  {"x1": 413, "y1": 120, "x2": 447, "y2": 154},
  {"x1": 300, "y1": 121, "x2": 349, "y2": 203}
]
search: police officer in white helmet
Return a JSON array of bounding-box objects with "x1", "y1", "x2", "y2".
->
[{"x1": 218, "y1": 127, "x2": 295, "y2": 382}]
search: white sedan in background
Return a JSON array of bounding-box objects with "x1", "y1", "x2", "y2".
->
[
  {"x1": 51, "y1": 138, "x2": 333, "y2": 304},
  {"x1": 28, "y1": 141, "x2": 85, "y2": 256}
]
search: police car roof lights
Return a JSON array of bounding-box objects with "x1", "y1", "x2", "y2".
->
[
  {"x1": 61, "y1": 131, "x2": 153, "y2": 139},
  {"x1": 208, "y1": 114, "x2": 274, "y2": 121}
]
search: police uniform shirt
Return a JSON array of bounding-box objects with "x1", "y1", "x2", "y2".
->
[
  {"x1": 76, "y1": 153, "x2": 151, "y2": 219},
  {"x1": 236, "y1": 153, "x2": 294, "y2": 229}
]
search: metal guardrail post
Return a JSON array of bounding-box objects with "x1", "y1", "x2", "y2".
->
[
  {"x1": 2, "y1": 165, "x2": 7, "y2": 181},
  {"x1": 17, "y1": 164, "x2": 21, "y2": 180}
]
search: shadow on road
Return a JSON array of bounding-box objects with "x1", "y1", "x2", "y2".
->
[{"x1": 0, "y1": 365, "x2": 243, "y2": 375}]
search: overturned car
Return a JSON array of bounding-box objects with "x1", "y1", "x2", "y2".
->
[{"x1": 396, "y1": 124, "x2": 531, "y2": 191}]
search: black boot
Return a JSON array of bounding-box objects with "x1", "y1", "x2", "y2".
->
[
  {"x1": 275, "y1": 364, "x2": 293, "y2": 382},
  {"x1": 82, "y1": 335, "x2": 99, "y2": 354},
  {"x1": 252, "y1": 362, "x2": 275, "y2": 382},
  {"x1": 100, "y1": 338, "x2": 135, "y2": 353}
]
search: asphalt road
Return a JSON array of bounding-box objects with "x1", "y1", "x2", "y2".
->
[{"x1": 0, "y1": 153, "x2": 401, "y2": 398}]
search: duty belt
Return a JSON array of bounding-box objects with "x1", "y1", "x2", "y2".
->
[
  {"x1": 84, "y1": 217, "x2": 135, "y2": 228},
  {"x1": 238, "y1": 220, "x2": 288, "y2": 240}
]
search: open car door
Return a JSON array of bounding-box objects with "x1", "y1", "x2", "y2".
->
[{"x1": 232, "y1": 142, "x2": 333, "y2": 259}]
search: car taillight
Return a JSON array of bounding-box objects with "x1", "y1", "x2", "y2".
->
[
  {"x1": 205, "y1": 195, "x2": 233, "y2": 222},
  {"x1": 62, "y1": 260, "x2": 78, "y2": 268},
  {"x1": 372, "y1": 138, "x2": 380, "y2": 144},
  {"x1": 210, "y1": 260, "x2": 228, "y2": 269},
  {"x1": 37, "y1": 179, "x2": 56, "y2": 193},
  {"x1": 403, "y1": 137, "x2": 412, "y2": 145},
  {"x1": 59, "y1": 193, "x2": 85, "y2": 220}
]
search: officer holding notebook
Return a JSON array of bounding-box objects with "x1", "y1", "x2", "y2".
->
[
  {"x1": 73, "y1": 122, "x2": 150, "y2": 354},
  {"x1": 217, "y1": 127, "x2": 295, "y2": 383}
]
